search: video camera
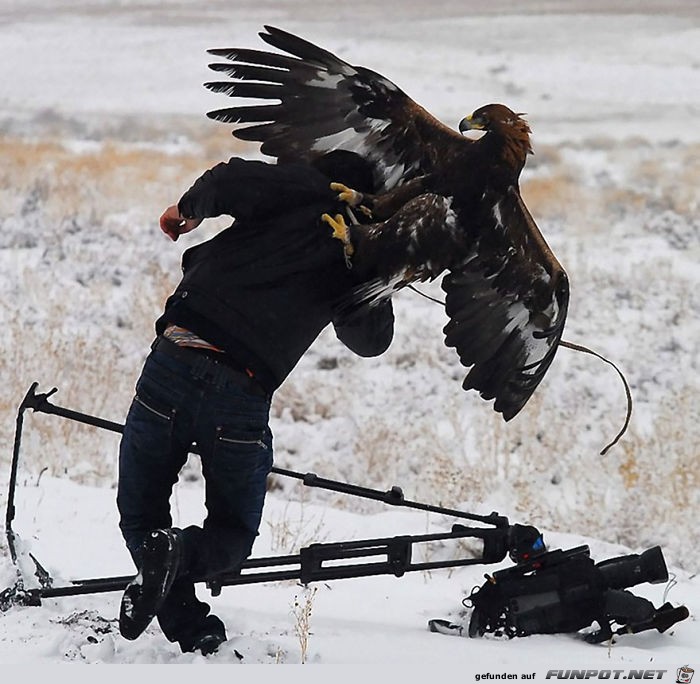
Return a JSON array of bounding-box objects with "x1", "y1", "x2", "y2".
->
[{"x1": 465, "y1": 525, "x2": 689, "y2": 643}]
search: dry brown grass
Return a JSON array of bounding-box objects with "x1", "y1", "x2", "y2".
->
[
  {"x1": 1, "y1": 130, "x2": 697, "y2": 568},
  {"x1": 0, "y1": 132, "x2": 254, "y2": 221},
  {"x1": 521, "y1": 172, "x2": 582, "y2": 219},
  {"x1": 521, "y1": 141, "x2": 700, "y2": 233},
  {"x1": 266, "y1": 488, "x2": 328, "y2": 554},
  {"x1": 0, "y1": 134, "x2": 212, "y2": 481},
  {"x1": 631, "y1": 144, "x2": 700, "y2": 215}
]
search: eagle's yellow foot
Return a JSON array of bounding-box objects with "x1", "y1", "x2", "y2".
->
[
  {"x1": 330, "y1": 182, "x2": 362, "y2": 206},
  {"x1": 321, "y1": 212, "x2": 355, "y2": 264},
  {"x1": 330, "y1": 182, "x2": 373, "y2": 218},
  {"x1": 322, "y1": 212, "x2": 355, "y2": 268}
]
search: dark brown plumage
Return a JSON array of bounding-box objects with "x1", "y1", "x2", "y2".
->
[{"x1": 204, "y1": 26, "x2": 569, "y2": 421}]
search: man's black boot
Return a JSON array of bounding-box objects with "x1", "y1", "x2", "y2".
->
[
  {"x1": 119, "y1": 528, "x2": 183, "y2": 640},
  {"x1": 192, "y1": 615, "x2": 227, "y2": 656},
  {"x1": 179, "y1": 615, "x2": 228, "y2": 656}
]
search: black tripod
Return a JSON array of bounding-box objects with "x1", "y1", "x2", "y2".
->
[{"x1": 2, "y1": 382, "x2": 518, "y2": 611}]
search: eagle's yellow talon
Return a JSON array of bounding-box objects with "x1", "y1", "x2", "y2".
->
[
  {"x1": 322, "y1": 212, "x2": 349, "y2": 241},
  {"x1": 330, "y1": 181, "x2": 366, "y2": 211},
  {"x1": 321, "y1": 212, "x2": 355, "y2": 258}
]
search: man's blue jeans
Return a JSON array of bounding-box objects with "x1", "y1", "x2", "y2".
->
[{"x1": 117, "y1": 341, "x2": 273, "y2": 647}]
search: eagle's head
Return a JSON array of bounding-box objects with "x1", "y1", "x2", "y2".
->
[
  {"x1": 459, "y1": 104, "x2": 527, "y2": 133},
  {"x1": 459, "y1": 104, "x2": 533, "y2": 164}
]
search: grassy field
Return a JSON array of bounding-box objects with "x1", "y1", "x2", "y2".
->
[{"x1": 1, "y1": 120, "x2": 698, "y2": 567}]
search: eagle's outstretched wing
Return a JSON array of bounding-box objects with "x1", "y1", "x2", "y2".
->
[
  {"x1": 333, "y1": 185, "x2": 568, "y2": 421},
  {"x1": 442, "y1": 187, "x2": 569, "y2": 421},
  {"x1": 205, "y1": 25, "x2": 467, "y2": 191}
]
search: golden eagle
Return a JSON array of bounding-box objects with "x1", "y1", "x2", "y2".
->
[{"x1": 204, "y1": 26, "x2": 570, "y2": 421}]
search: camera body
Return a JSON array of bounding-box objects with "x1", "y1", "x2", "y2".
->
[{"x1": 468, "y1": 537, "x2": 670, "y2": 640}]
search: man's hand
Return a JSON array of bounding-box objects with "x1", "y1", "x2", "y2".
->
[{"x1": 159, "y1": 205, "x2": 203, "y2": 241}]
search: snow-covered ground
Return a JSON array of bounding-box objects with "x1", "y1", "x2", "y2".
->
[
  {"x1": 1, "y1": 474, "x2": 698, "y2": 670},
  {"x1": 0, "y1": 0, "x2": 698, "y2": 671}
]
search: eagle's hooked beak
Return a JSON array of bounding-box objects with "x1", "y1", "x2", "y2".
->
[{"x1": 459, "y1": 114, "x2": 485, "y2": 134}]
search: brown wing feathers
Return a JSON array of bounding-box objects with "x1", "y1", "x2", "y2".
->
[
  {"x1": 205, "y1": 26, "x2": 467, "y2": 191},
  {"x1": 443, "y1": 189, "x2": 569, "y2": 420},
  {"x1": 203, "y1": 26, "x2": 570, "y2": 420}
]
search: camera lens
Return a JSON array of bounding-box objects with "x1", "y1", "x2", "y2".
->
[{"x1": 595, "y1": 546, "x2": 668, "y2": 589}]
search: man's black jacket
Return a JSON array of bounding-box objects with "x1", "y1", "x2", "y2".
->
[{"x1": 155, "y1": 157, "x2": 394, "y2": 394}]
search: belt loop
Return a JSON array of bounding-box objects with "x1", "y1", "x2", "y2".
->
[{"x1": 190, "y1": 353, "x2": 226, "y2": 389}]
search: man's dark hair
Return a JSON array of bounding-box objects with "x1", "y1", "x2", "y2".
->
[{"x1": 312, "y1": 150, "x2": 376, "y2": 194}]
